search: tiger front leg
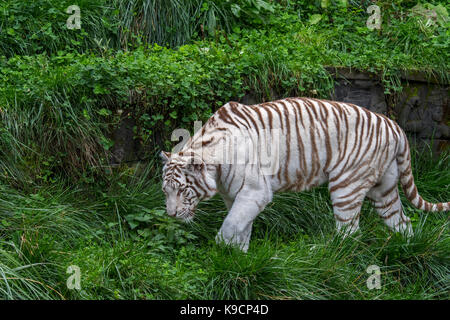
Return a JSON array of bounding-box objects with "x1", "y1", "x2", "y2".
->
[
  {"x1": 215, "y1": 191, "x2": 269, "y2": 252},
  {"x1": 215, "y1": 220, "x2": 253, "y2": 252}
]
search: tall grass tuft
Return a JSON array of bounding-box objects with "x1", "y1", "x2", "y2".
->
[
  {"x1": 0, "y1": 243, "x2": 64, "y2": 299},
  {"x1": 115, "y1": 0, "x2": 203, "y2": 49}
]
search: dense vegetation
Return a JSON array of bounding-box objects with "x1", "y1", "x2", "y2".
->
[{"x1": 0, "y1": 0, "x2": 448, "y2": 299}]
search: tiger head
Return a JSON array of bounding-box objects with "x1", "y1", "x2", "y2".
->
[{"x1": 160, "y1": 150, "x2": 217, "y2": 222}]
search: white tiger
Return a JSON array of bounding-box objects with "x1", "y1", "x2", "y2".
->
[{"x1": 161, "y1": 97, "x2": 449, "y2": 252}]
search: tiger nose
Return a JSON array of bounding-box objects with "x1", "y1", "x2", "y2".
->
[{"x1": 167, "y1": 210, "x2": 177, "y2": 217}]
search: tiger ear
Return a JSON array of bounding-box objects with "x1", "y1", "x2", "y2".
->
[{"x1": 160, "y1": 151, "x2": 171, "y2": 163}]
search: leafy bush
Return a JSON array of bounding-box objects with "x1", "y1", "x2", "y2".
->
[{"x1": 0, "y1": 45, "x2": 244, "y2": 183}]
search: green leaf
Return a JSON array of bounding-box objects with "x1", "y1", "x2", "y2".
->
[
  {"x1": 128, "y1": 221, "x2": 139, "y2": 229},
  {"x1": 169, "y1": 111, "x2": 177, "y2": 119},
  {"x1": 1, "y1": 219, "x2": 11, "y2": 227},
  {"x1": 309, "y1": 14, "x2": 322, "y2": 25},
  {"x1": 98, "y1": 108, "x2": 112, "y2": 116},
  {"x1": 231, "y1": 4, "x2": 241, "y2": 18}
]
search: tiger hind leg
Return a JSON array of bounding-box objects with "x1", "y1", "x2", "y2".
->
[
  {"x1": 329, "y1": 184, "x2": 370, "y2": 236},
  {"x1": 367, "y1": 163, "x2": 413, "y2": 236}
]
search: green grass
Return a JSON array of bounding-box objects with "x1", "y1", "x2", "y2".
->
[{"x1": 0, "y1": 148, "x2": 448, "y2": 300}]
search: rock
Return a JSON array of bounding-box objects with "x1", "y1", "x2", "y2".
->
[{"x1": 110, "y1": 112, "x2": 138, "y2": 165}]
